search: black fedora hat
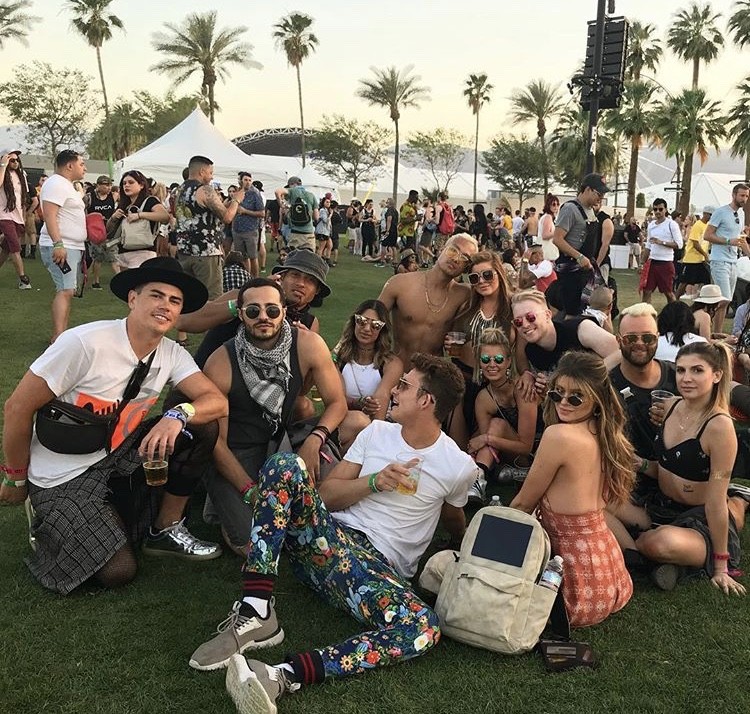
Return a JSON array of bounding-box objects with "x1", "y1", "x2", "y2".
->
[{"x1": 110, "y1": 257, "x2": 209, "y2": 313}]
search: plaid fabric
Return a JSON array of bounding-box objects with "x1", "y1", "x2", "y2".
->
[
  {"x1": 223, "y1": 264, "x2": 252, "y2": 292},
  {"x1": 25, "y1": 420, "x2": 159, "y2": 595}
]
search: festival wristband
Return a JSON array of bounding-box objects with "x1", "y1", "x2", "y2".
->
[
  {"x1": 309, "y1": 430, "x2": 326, "y2": 445},
  {"x1": 227, "y1": 299, "x2": 238, "y2": 318},
  {"x1": 163, "y1": 408, "x2": 187, "y2": 427},
  {"x1": 53, "y1": 241, "x2": 65, "y2": 249},
  {"x1": 1, "y1": 465, "x2": 28, "y2": 475},
  {"x1": 367, "y1": 472, "x2": 381, "y2": 493},
  {"x1": 241, "y1": 482, "x2": 258, "y2": 505},
  {"x1": 713, "y1": 552, "x2": 731, "y2": 561},
  {"x1": 638, "y1": 459, "x2": 649, "y2": 474},
  {"x1": 2, "y1": 477, "x2": 27, "y2": 488}
]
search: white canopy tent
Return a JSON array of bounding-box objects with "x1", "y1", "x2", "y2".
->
[
  {"x1": 117, "y1": 109, "x2": 337, "y2": 198},
  {"x1": 642, "y1": 172, "x2": 744, "y2": 213}
]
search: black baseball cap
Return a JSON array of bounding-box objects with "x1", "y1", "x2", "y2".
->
[{"x1": 581, "y1": 173, "x2": 610, "y2": 194}]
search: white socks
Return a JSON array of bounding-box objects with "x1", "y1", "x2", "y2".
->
[{"x1": 241, "y1": 596, "x2": 269, "y2": 618}]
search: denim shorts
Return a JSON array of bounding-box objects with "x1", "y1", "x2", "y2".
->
[
  {"x1": 710, "y1": 261, "x2": 737, "y2": 300},
  {"x1": 40, "y1": 245, "x2": 83, "y2": 291}
]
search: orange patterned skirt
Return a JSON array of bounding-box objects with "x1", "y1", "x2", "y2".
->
[{"x1": 538, "y1": 502, "x2": 632, "y2": 628}]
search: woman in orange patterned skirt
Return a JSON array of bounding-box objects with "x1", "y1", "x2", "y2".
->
[{"x1": 510, "y1": 351, "x2": 635, "y2": 627}]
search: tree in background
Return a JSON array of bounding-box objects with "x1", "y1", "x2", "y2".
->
[
  {"x1": 0, "y1": 62, "x2": 93, "y2": 156},
  {"x1": 87, "y1": 90, "x2": 207, "y2": 160},
  {"x1": 66, "y1": 0, "x2": 124, "y2": 173},
  {"x1": 357, "y1": 65, "x2": 430, "y2": 204},
  {"x1": 549, "y1": 107, "x2": 617, "y2": 189},
  {"x1": 151, "y1": 10, "x2": 260, "y2": 124},
  {"x1": 508, "y1": 79, "x2": 562, "y2": 196},
  {"x1": 463, "y1": 73, "x2": 493, "y2": 203},
  {"x1": 309, "y1": 115, "x2": 390, "y2": 197},
  {"x1": 625, "y1": 20, "x2": 663, "y2": 82},
  {"x1": 606, "y1": 81, "x2": 656, "y2": 217},
  {"x1": 728, "y1": 0, "x2": 750, "y2": 48},
  {"x1": 651, "y1": 88, "x2": 725, "y2": 215},
  {"x1": 482, "y1": 136, "x2": 546, "y2": 209},
  {"x1": 272, "y1": 12, "x2": 318, "y2": 169},
  {"x1": 727, "y1": 77, "x2": 750, "y2": 182},
  {"x1": 405, "y1": 128, "x2": 467, "y2": 194},
  {"x1": 0, "y1": 1, "x2": 39, "y2": 49},
  {"x1": 667, "y1": 2, "x2": 724, "y2": 89}
]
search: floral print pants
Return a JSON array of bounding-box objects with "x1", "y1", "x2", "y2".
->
[{"x1": 244, "y1": 452, "x2": 440, "y2": 679}]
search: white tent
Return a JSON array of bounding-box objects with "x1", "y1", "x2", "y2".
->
[
  {"x1": 642, "y1": 172, "x2": 744, "y2": 213},
  {"x1": 117, "y1": 108, "x2": 337, "y2": 198}
]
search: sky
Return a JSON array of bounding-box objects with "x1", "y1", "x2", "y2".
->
[{"x1": 0, "y1": 0, "x2": 747, "y2": 153}]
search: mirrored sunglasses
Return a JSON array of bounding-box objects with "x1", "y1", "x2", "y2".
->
[
  {"x1": 243, "y1": 304, "x2": 282, "y2": 320},
  {"x1": 468, "y1": 269, "x2": 496, "y2": 285},
  {"x1": 480, "y1": 353, "x2": 506, "y2": 365},
  {"x1": 513, "y1": 312, "x2": 538, "y2": 328},
  {"x1": 354, "y1": 314, "x2": 385, "y2": 330}
]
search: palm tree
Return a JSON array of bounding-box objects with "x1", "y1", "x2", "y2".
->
[
  {"x1": 727, "y1": 76, "x2": 750, "y2": 180},
  {"x1": 651, "y1": 88, "x2": 725, "y2": 215},
  {"x1": 463, "y1": 73, "x2": 493, "y2": 203},
  {"x1": 151, "y1": 11, "x2": 260, "y2": 124},
  {"x1": 549, "y1": 107, "x2": 617, "y2": 189},
  {"x1": 606, "y1": 81, "x2": 656, "y2": 217},
  {"x1": 667, "y1": 2, "x2": 724, "y2": 89},
  {"x1": 728, "y1": 0, "x2": 750, "y2": 47},
  {"x1": 272, "y1": 13, "x2": 318, "y2": 169},
  {"x1": 66, "y1": 0, "x2": 123, "y2": 172},
  {"x1": 626, "y1": 20, "x2": 662, "y2": 81},
  {"x1": 0, "y1": 1, "x2": 39, "y2": 48},
  {"x1": 508, "y1": 79, "x2": 562, "y2": 196},
  {"x1": 357, "y1": 65, "x2": 430, "y2": 203}
]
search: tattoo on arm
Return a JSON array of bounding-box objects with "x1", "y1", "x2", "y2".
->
[{"x1": 710, "y1": 470, "x2": 732, "y2": 481}]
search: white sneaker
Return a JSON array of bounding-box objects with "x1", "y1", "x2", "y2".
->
[
  {"x1": 226, "y1": 655, "x2": 300, "y2": 714},
  {"x1": 467, "y1": 476, "x2": 487, "y2": 506}
]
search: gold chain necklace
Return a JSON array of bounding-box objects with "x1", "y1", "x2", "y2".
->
[{"x1": 424, "y1": 273, "x2": 450, "y2": 313}]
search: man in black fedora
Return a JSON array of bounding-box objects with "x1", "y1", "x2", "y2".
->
[{"x1": 1, "y1": 257, "x2": 228, "y2": 595}]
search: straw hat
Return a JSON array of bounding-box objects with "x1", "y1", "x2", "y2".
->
[{"x1": 682, "y1": 284, "x2": 729, "y2": 305}]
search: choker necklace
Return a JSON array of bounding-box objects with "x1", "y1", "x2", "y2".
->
[{"x1": 424, "y1": 273, "x2": 449, "y2": 313}]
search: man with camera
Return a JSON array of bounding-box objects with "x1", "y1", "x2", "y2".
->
[{"x1": 2, "y1": 257, "x2": 227, "y2": 594}]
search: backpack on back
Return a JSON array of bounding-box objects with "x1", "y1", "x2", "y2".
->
[
  {"x1": 289, "y1": 193, "x2": 312, "y2": 228},
  {"x1": 431, "y1": 505, "x2": 558, "y2": 654},
  {"x1": 438, "y1": 203, "x2": 455, "y2": 234}
]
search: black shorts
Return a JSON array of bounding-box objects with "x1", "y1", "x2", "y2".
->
[{"x1": 680, "y1": 262, "x2": 711, "y2": 285}]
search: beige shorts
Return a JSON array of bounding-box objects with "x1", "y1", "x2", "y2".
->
[
  {"x1": 287, "y1": 232, "x2": 316, "y2": 251},
  {"x1": 177, "y1": 253, "x2": 223, "y2": 299}
]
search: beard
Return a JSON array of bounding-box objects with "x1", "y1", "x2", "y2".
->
[{"x1": 621, "y1": 344, "x2": 656, "y2": 367}]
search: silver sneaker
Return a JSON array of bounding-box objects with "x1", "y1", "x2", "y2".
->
[
  {"x1": 25, "y1": 497, "x2": 37, "y2": 552},
  {"x1": 226, "y1": 655, "x2": 299, "y2": 714},
  {"x1": 142, "y1": 518, "x2": 222, "y2": 560},
  {"x1": 190, "y1": 600, "x2": 285, "y2": 671},
  {"x1": 467, "y1": 476, "x2": 487, "y2": 506}
]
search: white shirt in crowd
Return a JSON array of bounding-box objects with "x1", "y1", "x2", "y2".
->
[
  {"x1": 39, "y1": 173, "x2": 87, "y2": 250},
  {"x1": 646, "y1": 218, "x2": 683, "y2": 261},
  {"x1": 655, "y1": 332, "x2": 707, "y2": 363},
  {"x1": 335, "y1": 420, "x2": 476, "y2": 578}
]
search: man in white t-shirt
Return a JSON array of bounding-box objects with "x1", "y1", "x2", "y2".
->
[
  {"x1": 38, "y1": 149, "x2": 88, "y2": 342},
  {"x1": 191, "y1": 354, "x2": 476, "y2": 712},
  {"x1": 641, "y1": 198, "x2": 683, "y2": 304},
  {"x1": 1, "y1": 257, "x2": 229, "y2": 595}
]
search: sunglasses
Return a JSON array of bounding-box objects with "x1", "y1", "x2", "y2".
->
[
  {"x1": 354, "y1": 314, "x2": 385, "y2": 330},
  {"x1": 620, "y1": 333, "x2": 658, "y2": 345},
  {"x1": 8, "y1": 157, "x2": 19, "y2": 162},
  {"x1": 513, "y1": 312, "x2": 538, "y2": 328},
  {"x1": 444, "y1": 245, "x2": 472, "y2": 265},
  {"x1": 547, "y1": 390, "x2": 585, "y2": 407},
  {"x1": 734, "y1": 211, "x2": 740, "y2": 225},
  {"x1": 396, "y1": 377, "x2": 431, "y2": 396},
  {"x1": 243, "y1": 304, "x2": 283, "y2": 320},
  {"x1": 480, "y1": 353, "x2": 506, "y2": 365},
  {"x1": 653, "y1": 206, "x2": 665, "y2": 212},
  {"x1": 468, "y1": 269, "x2": 496, "y2": 285}
]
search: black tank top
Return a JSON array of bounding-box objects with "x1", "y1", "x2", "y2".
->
[
  {"x1": 88, "y1": 193, "x2": 116, "y2": 221},
  {"x1": 525, "y1": 316, "x2": 594, "y2": 372},
  {"x1": 225, "y1": 330, "x2": 303, "y2": 449}
]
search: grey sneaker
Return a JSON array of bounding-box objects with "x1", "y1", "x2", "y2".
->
[
  {"x1": 467, "y1": 474, "x2": 487, "y2": 506},
  {"x1": 650, "y1": 563, "x2": 680, "y2": 591},
  {"x1": 226, "y1": 655, "x2": 300, "y2": 714},
  {"x1": 19, "y1": 276, "x2": 32, "y2": 290},
  {"x1": 189, "y1": 600, "x2": 285, "y2": 671},
  {"x1": 142, "y1": 518, "x2": 222, "y2": 560}
]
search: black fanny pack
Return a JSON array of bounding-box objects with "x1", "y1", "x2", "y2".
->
[{"x1": 35, "y1": 350, "x2": 156, "y2": 455}]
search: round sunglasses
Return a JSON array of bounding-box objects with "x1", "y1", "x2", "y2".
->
[
  {"x1": 354, "y1": 314, "x2": 385, "y2": 331},
  {"x1": 512, "y1": 312, "x2": 538, "y2": 328},
  {"x1": 547, "y1": 389, "x2": 585, "y2": 407},
  {"x1": 243, "y1": 304, "x2": 283, "y2": 320},
  {"x1": 480, "y1": 353, "x2": 506, "y2": 365},
  {"x1": 468, "y1": 269, "x2": 496, "y2": 285}
]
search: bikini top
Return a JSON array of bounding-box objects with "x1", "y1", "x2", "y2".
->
[{"x1": 654, "y1": 399, "x2": 723, "y2": 482}]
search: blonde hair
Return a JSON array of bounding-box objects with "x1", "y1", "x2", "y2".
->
[
  {"x1": 447, "y1": 233, "x2": 479, "y2": 251},
  {"x1": 511, "y1": 288, "x2": 548, "y2": 309},
  {"x1": 544, "y1": 351, "x2": 635, "y2": 506},
  {"x1": 620, "y1": 302, "x2": 657, "y2": 319}
]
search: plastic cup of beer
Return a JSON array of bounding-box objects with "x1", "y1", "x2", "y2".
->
[
  {"x1": 650, "y1": 389, "x2": 674, "y2": 407},
  {"x1": 445, "y1": 332, "x2": 466, "y2": 358},
  {"x1": 143, "y1": 454, "x2": 168, "y2": 487},
  {"x1": 396, "y1": 453, "x2": 423, "y2": 495}
]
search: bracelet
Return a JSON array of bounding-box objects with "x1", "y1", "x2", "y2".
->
[
  {"x1": 227, "y1": 299, "x2": 238, "y2": 317},
  {"x1": 53, "y1": 241, "x2": 64, "y2": 248},
  {"x1": 638, "y1": 458, "x2": 649, "y2": 474},
  {"x1": 367, "y1": 472, "x2": 381, "y2": 493},
  {"x1": 713, "y1": 552, "x2": 731, "y2": 561},
  {"x1": 241, "y1": 482, "x2": 258, "y2": 505},
  {"x1": 314, "y1": 424, "x2": 331, "y2": 438},
  {"x1": 1, "y1": 465, "x2": 28, "y2": 475},
  {"x1": 2, "y1": 476, "x2": 27, "y2": 488},
  {"x1": 163, "y1": 408, "x2": 188, "y2": 428},
  {"x1": 726, "y1": 237, "x2": 731, "y2": 246},
  {"x1": 309, "y1": 430, "x2": 326, "y2": 445},
  {"x1": 575, "y1": 254, "x2": 585, "y2": 264}
]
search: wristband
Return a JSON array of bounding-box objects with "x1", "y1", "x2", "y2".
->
[
  {"x1": 314, "y1": 424, "x2": 331, "y2": 438},
  {"x1": 713, "y1": 552, "x2": 731, "y2": 561},
  {"x1": 575, "y1": 254, "x2": 585, "y2": 264},
  {"x1": 241, "y1": 482, "x2": 258, "y2": 505},
  {"x1": 227, "y1": 299, "x2": 238, "y2": 318},
  {"x1": 2, "y1": 465, "x2": 28, "y2": 475},
  {"x1": 163, "y1": 408, "x2": 187, "y2": 427},
  {"x1": 2, "y1": 476, "x2": 27, "y2": 488},
  {"x1": 53, "y1": 241, "x2": 64, "y2": 249},
  {"x1": 367, "y1": 472, "x2": 381, "y2": 493},
  {"x1": 309, "y1": 430, "x2": 326, "y2": 445},
  {"x1": 726, "y1": 237, "x2": 731, "y2": 246},
  {"x1": 638, "y1": 458, "x2": 649, "y2": 474}
]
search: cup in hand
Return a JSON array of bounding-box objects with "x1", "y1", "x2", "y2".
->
[
  {"x1": 649, "y1": 389, "x2": 674, "y2": 425},
  {"x1": 650, "y1": 390, "x2": 674, "y2": 406},
  {"x1": 396, "y1": 452, "x2": 423, "y2": 495},
  {"x1": 445, "y1": 331, "x2": 466, "y2": 358},
  {"x1": 143, "y1": 454, "x2": 168, "y2": 487}
]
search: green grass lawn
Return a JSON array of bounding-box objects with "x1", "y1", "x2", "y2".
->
[{"x1": 1, "y1": 252, "x2": 748, "y2": 714}]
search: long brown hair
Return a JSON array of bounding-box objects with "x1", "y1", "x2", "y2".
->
[
  {"x1": 2, "y1": 154, "x2": 28, "y2": 212},
  {"x1": 117, "y1": 170, "x2": 150, "y2": 210},
  {"x1": 544, "y1": 351, "x2": 635, "y2": 506},
  {"x1": 468, "y1": 250, "x2": 513, "y2": 328},
  {"x1": 333, "y1": 299, "x2": 395, "y2": 371},
  {"x1": 675, "y1": 341, "x2": 732, "y2": 418}
]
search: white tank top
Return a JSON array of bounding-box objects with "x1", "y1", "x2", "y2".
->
[{"x1": 342, "y1": 361, "x2": 382, "y2": 400}]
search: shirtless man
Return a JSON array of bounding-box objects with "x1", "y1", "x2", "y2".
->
[{"x1": 378, "y1": 233, "x2": 478, "y2": 368}]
